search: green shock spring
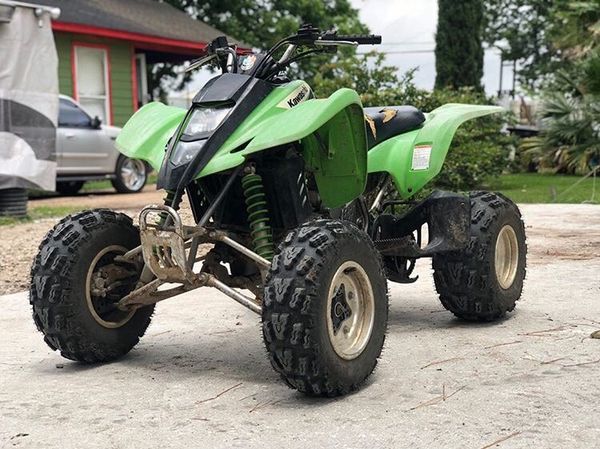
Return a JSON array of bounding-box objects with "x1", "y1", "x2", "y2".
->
[{"x1": 241, "y1": 172, "x2": 274, "y2": 260}]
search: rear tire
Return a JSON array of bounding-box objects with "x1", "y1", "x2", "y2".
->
[
  {"x1": 262, "y1": 220, "x2": 388, "y2": 397},
  {"x1": 30, "y1": 209, "x2": 154, "y2": 363},
  {"x1": 56, "y1": 181, "x2": 84, "y2": 196},
  {"x1": 432, "y1": 192, "x2": 526, "y2": 321}
]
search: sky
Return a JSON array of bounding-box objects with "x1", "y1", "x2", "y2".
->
[
  {"x1": 349, "y1": 0, "x2": 512, "y2": 95},
  {"x1": 180, "y1": 0, "x2": 513, "y2": 102}
]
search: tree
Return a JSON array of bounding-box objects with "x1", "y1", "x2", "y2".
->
[
  {"x1": 311, "y1": 52, "x2": 428, "y2": 107},
  {"x1": 163, "y1": 0, "x2": 366, "y2": 49},
  {"x1": 150, "y1": 0, "x2": 367, "y2": 99},
  {"x1": 484, "y1": 0, "x2": 557, "y2": 92},
  {"x1": 435, "y1": 0, "x2": 484, "y2": 90},
  {"x1": 522, "y1": 1, "x2": 600, "y2": 173}
]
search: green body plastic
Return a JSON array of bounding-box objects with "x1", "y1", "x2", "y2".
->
[
  {"x1": 116, "y1": 80, "x2": 501, "y2": 206},
  {"x1": 368, "y1": 103, "x2": 502, "y2": 198},
  {"x1": 116, "y1": 102, "x2": 186, "y2": 171}
]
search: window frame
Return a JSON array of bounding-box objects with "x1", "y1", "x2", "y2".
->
[{"x1": 71, "y1": 42, "x2": 113, "y2": 126}]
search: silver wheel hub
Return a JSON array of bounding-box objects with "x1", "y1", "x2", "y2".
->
[
  {"x1": 326, "y1": 261, "x2": 375, "y2": 360},
  {"x1": 120, "y1": 158, "x2": 146, "y2": 191},
  {"x1": 495, "y1": 225, "x2": 519, "y2": 289},
  {"x1": 85, "y1": 245, "x2": 138, "y2": 328}
]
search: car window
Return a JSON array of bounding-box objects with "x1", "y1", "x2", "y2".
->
[{"x1": 58, "y1": 99, "x2": 92, "y2": 128}]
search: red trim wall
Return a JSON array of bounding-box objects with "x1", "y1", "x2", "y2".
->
[
  {"x1": 54, "y1": 21, "x2": 209, "y2": 55},
  {"x1": 71, "y1": 41, "x2": 114, "y2": 126}
]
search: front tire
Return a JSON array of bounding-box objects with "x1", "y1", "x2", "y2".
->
[
  {"x1": 111, "y1": 156, "x2": 147, "y2": 193},
  {"x1": 262, "y1": 220, "x2": 388, "y2": 397},
  {"x1": 432, "y1": 192, "x2": 526, "y2": 321},
  {"x1": 30, "y1": 209, "x2": 154, "y2": 363}
]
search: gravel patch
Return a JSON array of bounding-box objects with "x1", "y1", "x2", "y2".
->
[
  {"x1": 1, "y1": 201, "x2": 598, "y2": 295},
  {"x1": 0, "y1": 189, "x2": 197, "y2": 295}
]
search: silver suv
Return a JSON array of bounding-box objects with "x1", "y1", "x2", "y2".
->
[{"x1": 56, "y1": 96, "x2": 148, "y2": 194}]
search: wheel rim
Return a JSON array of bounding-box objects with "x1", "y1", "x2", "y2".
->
[
  {"x1": 326, "y1": 261, "x2": 375, "y2": 360},
  {"x1": 85, "y1": 245, "x2": 138, "y2": 328},
  {"x1": 120, "y1": 158, "x2": 146, "y2": 191},
  {"x1": 495, "y1": 225, "x2": 519, "y2": 289}
]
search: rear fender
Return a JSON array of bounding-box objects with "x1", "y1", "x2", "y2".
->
[
  {"x1": 115, "y1": 102, "x2": 186, "y2": 171},
  {"x1": 367, "y1": 103, "x2": 502, "y2": 198}
]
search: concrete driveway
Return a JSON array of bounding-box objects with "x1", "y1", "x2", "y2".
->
[{"x1": 1, "y1": 204, "x2": 599, "y2": 448}]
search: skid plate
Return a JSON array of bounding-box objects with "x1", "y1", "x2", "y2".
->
[{"x1": 139, "y1": 205, "x2": 195, "y2": 283}]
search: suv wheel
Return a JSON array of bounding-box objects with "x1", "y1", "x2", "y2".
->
[{"x1": 111, "y1": 156, "x2": 147, "y2": 193}]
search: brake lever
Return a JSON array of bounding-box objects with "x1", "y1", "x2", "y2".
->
[{"x1": 185, "y1": 54, "x2": 218, "y2": 73}]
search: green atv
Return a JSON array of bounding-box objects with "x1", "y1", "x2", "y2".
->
[{"x1": 30, "y1": 25, "x2": 526, "y2": 397}]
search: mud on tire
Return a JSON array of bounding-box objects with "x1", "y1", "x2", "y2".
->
[
  {"x1": 30, "y1": 209, "x2": 154, "y2": 363},
  {"x1": 432, "y1": 192, "x2": 526, "y2": 321},
  {"x1": 262, "y1": 219, "x2": 388, "y2": 397}
]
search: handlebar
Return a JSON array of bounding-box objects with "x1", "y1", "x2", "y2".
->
[
  {"x1": 186, "y1": 26, "x2": 382, "y2": 77},
  {"x1": 325, "y1": 34, "x2": 382, "y2": 45}
]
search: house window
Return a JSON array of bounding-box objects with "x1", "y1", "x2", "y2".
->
[
  {"x1": 73, "y1": 45, "x2": 111, "y2": 125},
  {"x1": 134, "y1": 53, "x2": 148, "y2": 109}
]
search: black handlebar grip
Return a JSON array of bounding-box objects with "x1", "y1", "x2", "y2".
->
[{"x1": 335, "y1": 34, "x2": 382, "y2": 45}]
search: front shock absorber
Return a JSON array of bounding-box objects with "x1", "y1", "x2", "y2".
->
[{"x1": 241, "y1": 171, "x2": 274, "y2": 260}]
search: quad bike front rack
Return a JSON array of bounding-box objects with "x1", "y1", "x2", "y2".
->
[{"x1": 115, "y1": 203, "x2": 269, "y2": 315}]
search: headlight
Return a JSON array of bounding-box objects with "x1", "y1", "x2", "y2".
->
[
  {"x1": 169, "y1": 106, "x2": 231, "y2": 166},
  {"x1": 183, "y1": 106, "x2": 231, "y2": 135},
  {"x1": 170, "y1": 139, "x2": 206, "y2": 166}
]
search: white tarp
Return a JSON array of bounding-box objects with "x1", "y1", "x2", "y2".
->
[{"x1": 0, "y1": 4, "x2": 58, "y2": 190}]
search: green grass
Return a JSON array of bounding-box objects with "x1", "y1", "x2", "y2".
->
[
  {"x1": 81, "y1": 179, "x2": 113, "y2": 192},
  {"x1": 0, "y1": 206, "x2": 83, "y2": 227},
  {"x1": 82, "y1": 172, "x2": 158, "y2": 192},
  {"x1": 487, "y1": 173, "x2": 600, "y2": 204}
]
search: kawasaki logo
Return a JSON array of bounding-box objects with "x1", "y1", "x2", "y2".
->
[
  {"x1": 278, "y1": 83, "x2": 311, "y2": 109},
  {"x1": 287, "y1": 85, "x2": 309, "y2": 107}
]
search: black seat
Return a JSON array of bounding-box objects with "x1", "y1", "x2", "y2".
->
[{"x1": 364, "y1": 106, "x2": 426, "y2": 149}]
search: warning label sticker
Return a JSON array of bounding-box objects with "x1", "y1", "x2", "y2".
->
[{"x1": 412, "y1": 145, "x2": 432, "y2": 170}]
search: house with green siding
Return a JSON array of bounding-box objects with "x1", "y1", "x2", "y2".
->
[{"x1": 30, "y1": 0, "x2": 241, "y2": 126}]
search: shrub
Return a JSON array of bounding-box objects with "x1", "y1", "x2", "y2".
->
[{"x1": 521, "y1": 1, "x2": 600, "y2": 174}]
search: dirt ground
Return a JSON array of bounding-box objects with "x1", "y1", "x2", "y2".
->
[
  {"x1": 1, "y1": 190, "x2": 598, "y2": 294},
  {"x1": 0, "y1": 188, "x2": 163, "y2": 294},
  {"x1": 0, "y1": 195, "x2": 599, "y2": 448}
]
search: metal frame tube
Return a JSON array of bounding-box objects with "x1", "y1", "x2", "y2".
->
[
  {"x1": 198, "y1": 166, "x2": 243, "y2": 227},
  {"x1": 211, "y1": 232, "x2": 271, "y2": 269},
  {"x1": 205, "y1": 274, "x2": 261, "y2": 314}
]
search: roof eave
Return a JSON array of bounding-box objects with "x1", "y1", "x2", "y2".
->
[{"x1": 52, "y1": 21, "x2": 251, "y2": 55}]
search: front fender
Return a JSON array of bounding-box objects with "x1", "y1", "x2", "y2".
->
[
  {"x1": 201, "y1": 88, "x2": 368, "y2": 208},
  {"x1": 115, "y1": 102, "x2": 186, "y2": 171},
  {"x1": 115, "y1": 88, "x2": 368, "y2": 208},
  {"x1": 368, "y1": 103, "x2": 502, "y2": 198}
]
